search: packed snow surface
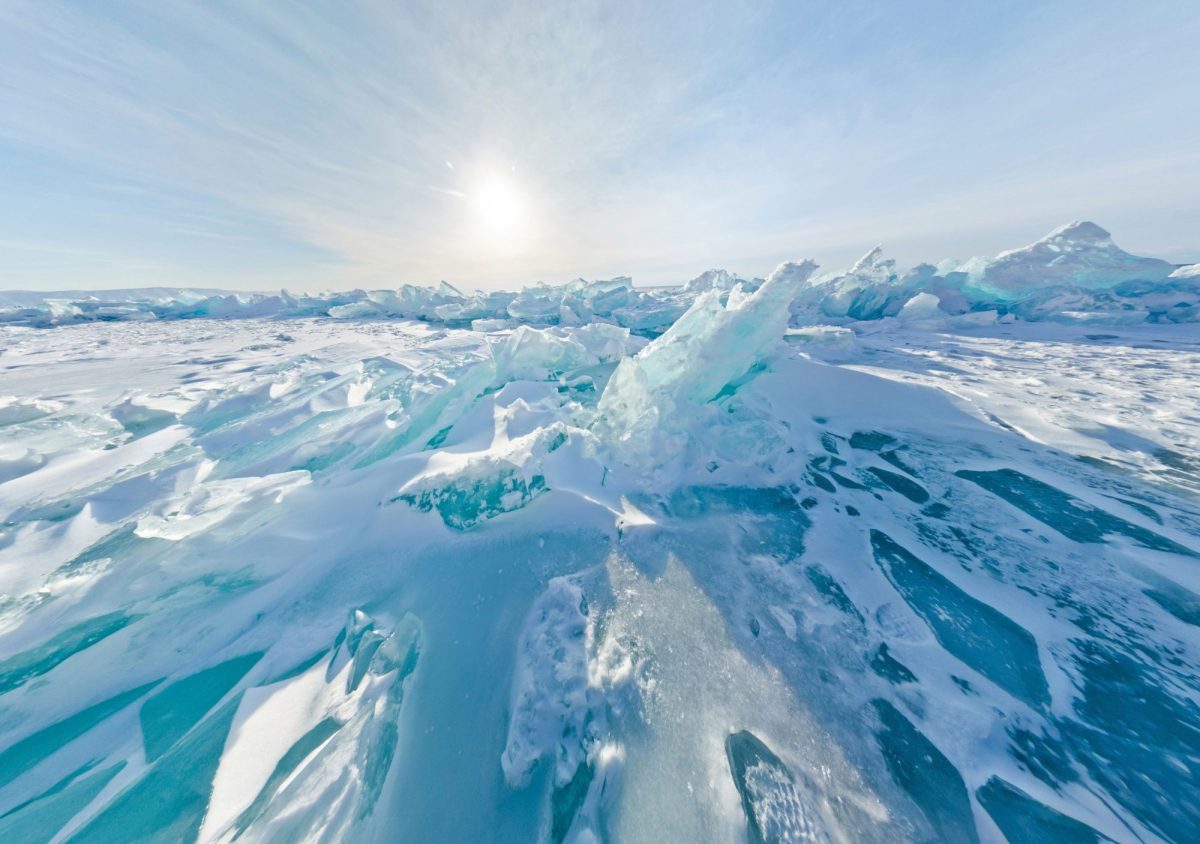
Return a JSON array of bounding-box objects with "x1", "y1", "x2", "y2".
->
[{"x1": 2, "y1": 229, "x2": 1200, "y2": 842}]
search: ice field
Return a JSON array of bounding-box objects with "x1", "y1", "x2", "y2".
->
[{"x1": 1, "y1": 224, "x2": 1199, "y2": 842}]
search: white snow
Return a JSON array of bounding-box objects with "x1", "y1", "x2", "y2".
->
[{"x1": 0, "y1": 226, "x2": 1198, "y2": 842}]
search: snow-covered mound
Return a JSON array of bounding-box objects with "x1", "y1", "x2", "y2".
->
[
  {"x1": 960, "y1": 221, "x2": 1177, "y2": 295},
  {"x1": 1, "y1": 266, "x2": 1199, "y2": 842},
  {"x1": 3, "y1": 222, "x2": 1196, "y2": 330},
  {"x1": 789, "y1": 222, "x2": 1198, "y2": 327}
]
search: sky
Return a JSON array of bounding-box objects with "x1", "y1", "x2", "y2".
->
[{"x1": 1, "y1": 0, "x2": 1198, "y2": 292}]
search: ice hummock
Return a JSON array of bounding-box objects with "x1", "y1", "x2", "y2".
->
[
  {"x1": 3, "y1": 222, "x2": 1196, "y2": 330},
  {"x1": 959, "y1": 221, "x2": 1176, "y2": 295},
  {"x1": 788, "y1": 222, "x2": 1196, "y2": 327},
  {"x1": 594, "y1": 260, "x2": 816, "y2": 471}
]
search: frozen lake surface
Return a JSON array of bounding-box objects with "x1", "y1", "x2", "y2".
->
[{"x1": 1, "y1": 289, "x2": 1199, "y2": 841}]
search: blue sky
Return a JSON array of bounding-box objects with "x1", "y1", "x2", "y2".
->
[{"x1": 1, "y1": 0, "x2": 1197, "y2": 291}]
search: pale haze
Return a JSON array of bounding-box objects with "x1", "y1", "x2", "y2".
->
[{"x1": 1, "y1": 0, "x2": 1197, "y2": 291}]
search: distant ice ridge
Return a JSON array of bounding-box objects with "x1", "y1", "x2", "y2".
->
[
  {"x1": 790, "y1": 222, "x2": 1196, "y2": 325},
  {"x1": 0, "y1": 277, "x2": 695, "y2": 334},
  {"x1": 5, "y1": 221, "x2": 1196, "y2": 330}
]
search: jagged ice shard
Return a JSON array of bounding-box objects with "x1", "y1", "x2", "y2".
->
[{"x1": 1, "y1": 222, "x2": 1200, "y2": 842}]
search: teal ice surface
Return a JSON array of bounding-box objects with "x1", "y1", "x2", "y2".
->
[
  {"x1": 977, "y1": 776, "x2": 1112, "y2": 844},
  {"x1": 54, "y1": 524, "x2": 154, "y2": 577},
  {"x1": 868, "y1": 643, "x2": 917, "y2": 685},
  {"x1": 259, "y1": 649, "x2": 328, "y2": 686},
  {"x1": 0, "y1": 680, "x2": 160, "y2": 789},
  {"x1": 805, "y1": 564, "x2": 864, "y2": 624},
  {"x1": 139, "y1": 653, "x2": 263, "y2": 763},
  {"x1": 871, "y1": 699, "x2": 979, "y2": 844},
  {"x1": 550, "y1": 761, "x2": 593, "y2": 843},
  {"x1": 866, "y1": 466, "x2": 929, "y2": 503},
  {"x1": 69, "y1": 700, "x2": 242, "y2": 843},
  {"x1": 1057, "y1": 640, "x2": 1200, "y2": 842},
  {"x1": 0, "y1": 761, "x2": 126, "y2": 844},
  {"x1": 395, "y1": 469, "x2": 548, "y2": 530},
  {"x1": 870, "y1": 529, "x2": 1050, "y2": 708},
  {"x1": 957, "y1": 468, "x2": 1195, "y2": 556},
  {"x1": 0, "y1": 612, "x2": 139, "y2": 696}
]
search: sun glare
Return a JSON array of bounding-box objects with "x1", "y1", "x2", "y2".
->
[{"x1": 470, "y1": 172, "x2": 527, "y2": 241}]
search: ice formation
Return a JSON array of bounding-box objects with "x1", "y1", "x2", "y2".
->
[
  {"x1": 958, "y1": 221, "x2": 1176, "y2": 295},
  {"x1": 4, "y1": 222, "x2": 1197, "y2": 331},
  {"x1": 1, "y1": 223, "x2": 1200, "y2": 842}
]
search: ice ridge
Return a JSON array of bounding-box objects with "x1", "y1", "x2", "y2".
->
[{"x1": 2, "y1": 222, "x2": 1195, "y2": 330}]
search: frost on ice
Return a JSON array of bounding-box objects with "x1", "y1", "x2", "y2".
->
[{"x1": 1, "y1": 222, "x2": 1199, "y2": 842}]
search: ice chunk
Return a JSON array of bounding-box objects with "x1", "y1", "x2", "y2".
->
[
  {"x1": 225, "y1": 717, "x2": 342, "y2": 835},
  {"x1": 108, "y1": 395, "x2": 181, "y2": 439},
  {"x1": 1, "y1": 222, "x2": 1194, "y2": 330},
  {"x1": 725, "y1": 729, "x2": 831, "y2": 843},
  {"x1": 135, "y1": 471, "x2": 311, "y2": 540},
  {"x1": 211, "y1": 609, "x2": 421, "y2": 841},
  {"x1": 611, "y1": 297, "x2": 689, "y2": 334},
  {"x1": 502, "y1": 577, "x2": 593, "y2": 787},
  {"x1": 395, "y1": 467, "x2": 547, "y2": 530},
  {"x1": 774, "y1": 222, "x2": 1193, "y2": 325},
  {"x1": 594, "y1": 260, "x2": 817, "y2": 464},
  {"x1": 793, "y1": 246, "x2": 903, "y2": 321},
  {"x1": 508, "y1": 283, "x2": 574, "y2": 323},
  {"x1": 782, "y1": 325, "x2": 857, "y2": 357},
  {"x1": 0, "y1": 448, "x2": 45, "y2": 485},
  {"x1": 0, "y1": 397, "x2": 57, "y2": 428},
  {"x1": 491, "y1": 323, "x2": 630, "y2": 382},
  {"x1": 681, "y1": 269, "x2": 747, "y2": 293},
  {"x1": 503, "y1": 577, "x2": 633, "y2": 842},
  {"x1": 896, "y1": 291, "x2": 944, "y2": 324}
]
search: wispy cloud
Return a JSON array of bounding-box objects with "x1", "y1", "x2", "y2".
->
[{"x1": 1, "y1": 0, "x2": 1197, "y2": 291}]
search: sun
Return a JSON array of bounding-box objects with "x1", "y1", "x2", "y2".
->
[{"x1": 470, "y1": 172, "x2": 526, "y2": 241}]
